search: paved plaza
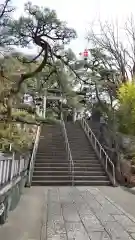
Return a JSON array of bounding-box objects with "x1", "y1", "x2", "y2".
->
[{"x1": 0, "y1": 186, "x2": 135, "y2": 239}]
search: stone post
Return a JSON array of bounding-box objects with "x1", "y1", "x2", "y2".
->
[{"x1": 73, "y1": 108, "x2": 77, "y2": 122}]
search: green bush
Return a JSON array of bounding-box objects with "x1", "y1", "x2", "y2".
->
[
  {"x1": 0, "y1": 123, "x2": 34, "y2": 153},
  {"x1": 117, "y1": 82, "x2": 135, "y2": 135}
]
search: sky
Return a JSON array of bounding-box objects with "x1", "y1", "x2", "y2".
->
[{"x1": 12, "y1": 0, "x2": 135, "y2": 56}]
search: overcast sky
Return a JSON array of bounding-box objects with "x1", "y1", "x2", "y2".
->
[{"x1": 12, "y1": 0, "x2": 135, "y2": 56}]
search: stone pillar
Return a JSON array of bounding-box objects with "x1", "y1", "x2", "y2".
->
[
  {"x1": 43, "y1": 95, "x2": 46, "y2": 119},
  {"x1": 73, "y1": 108, "x2": 77, "y2": 122}
]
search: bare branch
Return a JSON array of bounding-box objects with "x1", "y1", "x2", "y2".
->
[
  {"x1": 87, "y1": 20, "x2": 128, "y2": 82},
  {"x1": 0, "y1": 0, "x2": 13, "y2": 19}
]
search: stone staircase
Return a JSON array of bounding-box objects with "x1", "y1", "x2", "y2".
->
[
  {"x1": 32, "y1": 124, "x2": 71, "y2": 186},
  {"x1": 65, "y1": 121, "x2": 111, "y2": 186},
  {"x1": 32, "y1": 122, "x2": 111, "y2": 186}
]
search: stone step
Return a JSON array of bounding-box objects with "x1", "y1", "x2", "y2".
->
[
  {"x1": 69, "y1": 150, "x2": 95, "y2": 154},
  {"x1": 32, "y1": 175, "x2": 108, "y2": 182},
  {"x1": 36, "y1": 155, "x2": 66, "y2": 158},
  {"x1": 39, "y1": 139, "x2": 64, "y2": 142},
  {"x1": 32, "y1": 180, "x2": 72, "y2": 186},
  {"x1": 34, "y1": 162, "x2": 101, "y2": 167},
  {"x1": 34, "y1": 162, "x2": 69, "y2": 167},
  {"x1": 34, "y1": 167, "x2": 69, "y2": 172},
  {"x1": 35, "y1": 160, "x2": 68, "y2": 163},
  {"x1": 38, "y1": 145, "x2": 65, "y2": 149},
  {"x1": 37, "y1": 146, "x2": 66, "y2": 149},
  {"x1": 32, "y1": 175, "x2": 71, "y2": 181},
  {"x1": 33, "y1": 170, "x2": 105, "y2": 176},
  {"x1": 37, "y1": 150, "x2": 67, "y2": 154},
  {"x1": 38, "y1": 145, "x2": 66, "y2": 148},
  {"x1": 34, "y1": 166, "x2": 103, "y2": 171},
  {"x1": 33, "y1": 171, "x2": 70, "y2": 176},
  {"x1": 37, "y1": 152, "x2": 96, "y2": 156},
  {"x1": 38, "y1": 142, "x2": 65, "y2": 144},
  {"x1": 74, "y1": 180, "x2": 111, "y2": 186},
  {"x1": 74, "y1": 171, "x2": 105, "y2": 176},
  {"x1": 40, "y1": 133, "x2": 63, "y2": 137},
  {"x1": 36, "y1": 152, "x2": 66, "y2": 155},
  {"x1": 74, "y1": 175, "x2": 108, "y2": 180},
  {"x1": 32, "y1": 180, "x2": 111, "y2": 186},
  {"x1": 67, "y1": 139, "x2": 89, "y2": 142},
  {"x1": 73, "y1": 157, "x2": 98, "y2": 160},
  {"x1": 36, "y1": 155, "x2": 97, "y2": 159},
  {"x1": 71, "y1": 160, "x2": 100, "y2": 163},
  {"x1": 36, "y1": 157, "x2": 67, "y2": 161},
  {"x1": 36, "y1": 151, "x2": 66, "y2": 158},
  {"x1": 68, "y1": 145, "x2": 94, "y2": 149},
  {"x1": 73, "y1": 162, "x2": 101, "y2": 166},
  {"x1": 35, "y1": 160, "x2": 99, "y2": 164},
  {"x1": 69, "y1": 155, "x2": 97, "y2": 159}
]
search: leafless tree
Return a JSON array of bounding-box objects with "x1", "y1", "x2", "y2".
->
[
  {"x1": 125, "y1": 15, "x2": 135, "y2": 77},
  {"x1": 0, "y1": 0, "x2": 14, "y2": 46},
  {"x1": 87, "y1": 18, "x2": 135, "y2": 82}
]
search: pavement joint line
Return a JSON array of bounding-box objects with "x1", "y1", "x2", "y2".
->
[
  {"x1": 102, "y1": 193, "x2": 135, "y2": 223},
  {"x1": 72, "y1": 193, "x2": 96, "y2": 240},
  {"x1": 77, "y1": 188, "x2": 113, "y2": 239},
  {"x1": 40, "y1": 192, "x2": 47, "y2": 240}
]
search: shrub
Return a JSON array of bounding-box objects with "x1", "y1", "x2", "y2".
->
[{"x1": 117, "y1": 82, "x2": 135, "y2": 135}]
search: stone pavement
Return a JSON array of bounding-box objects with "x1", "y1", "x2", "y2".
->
[{"x1": 1, "y1": 187, "x2": 135, "y2": 239}]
